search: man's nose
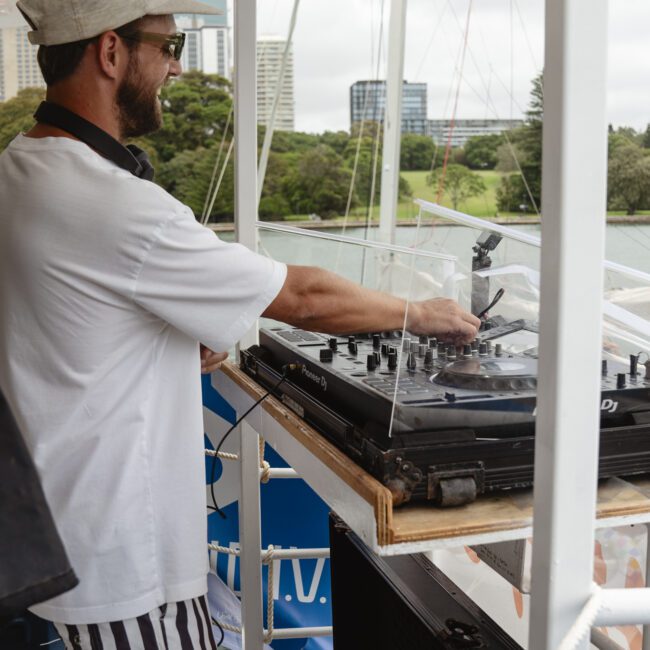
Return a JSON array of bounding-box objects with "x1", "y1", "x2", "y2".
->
[{"x1": 169, "y1": 59, "x2": 182, "y2": 77}]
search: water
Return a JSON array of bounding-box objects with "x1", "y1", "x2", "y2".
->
[{"x1": 222, "y1": 222, "x2": 650, "y2": 278}]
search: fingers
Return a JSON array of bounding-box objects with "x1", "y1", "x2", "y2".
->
[
  {"x1": 200, "y1": 346, "x2": 229, "y2": 374},
  {"x1": 412, "y1": 298, "x2": 480, "y2": 344}
]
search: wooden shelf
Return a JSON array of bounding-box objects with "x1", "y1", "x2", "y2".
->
[{"x1": 218, "y1": 363, "x2": 650, "y2": 554}]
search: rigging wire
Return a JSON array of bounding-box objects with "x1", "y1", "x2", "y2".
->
[
  {"x1": 334, "y1": 0, "x2": 386, "y2": 275},
  {"x1": 435, "y1": 0, "x2": 475, "y2": 205},
  {"x1": 201, "y1": 108, "x2": 233, "y2": 226},
  {"x1": 360, "y1": 0, "x2": 387, "y2": 286}
]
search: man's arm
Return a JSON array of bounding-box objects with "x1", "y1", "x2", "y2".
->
[{"x1": 263, "y1": 265, "x2": 480, "y2": 344}]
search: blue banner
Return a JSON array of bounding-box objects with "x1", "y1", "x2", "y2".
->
[{"x1": 203, "y1": 374, "x2": 333, "y2": 649}]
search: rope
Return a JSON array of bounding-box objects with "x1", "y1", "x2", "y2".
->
[
  {"x1": 263, "y1": 546, "x2": 275, "y2": 642},
  {"x1": 557, "y1": 584, "x2": 603, "y2": 650},
  {"x1": 208, "y1": 543, "x2": 240, "y2": 555},
  {"x1": 258, "y1": 437, "x2": 271, "y2": 483},
  {"x1": 218, "y1": 621, "x2": 242, "y2": 634},
  {"x1": 205, "y1": 449, "x2": 239, "y2": 461}
]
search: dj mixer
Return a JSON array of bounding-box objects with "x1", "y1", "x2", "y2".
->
[{"x1": 241, "y1": 323, "x2": 650, "y2": 507}]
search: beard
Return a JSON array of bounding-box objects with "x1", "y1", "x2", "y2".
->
[{"x1": 116, "y1": 57, "x2": 163, "y2": 140}]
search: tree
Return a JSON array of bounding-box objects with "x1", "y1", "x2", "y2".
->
[
  {"x1": 607, "y1": 143, "x2": 650, "y2": 215},
  {"x1": 496, "y1": 174, "x2": 530, "y2": 213},
  {"x1": 464, "y1": 134, "x2": 503, "y2": 170},
  {"x1": 643, "y1": 124, "x2": 650, "y2": 149},
  {"x1": 495, "y1": 140, "x2": 528, "y2": 172},
  {"x1": 142, "y1": 71, "x2": 232, "y2": 162},
  {"x1": 427, "y1": 164, "x2": 486, "y2": 210},
  {"x1": 400, "y1": 134, "x2": 436, "y2": 170},
  {"x1": 156, "y1": 144, "x2": 234, "y2": 221},
  {"x1": 283, "y1": 144, "x2": 355, "y2": 217},
  {"x1": 0, "y1": 87, "x2": 45, "y2": 152},
  {"x1": 496, "y1": 73, "x2": 543, "y2": 211}
]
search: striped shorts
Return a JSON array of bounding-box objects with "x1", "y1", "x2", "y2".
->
[{"x1": 52, "y1": 595, "x2": 218, "y2": 649}]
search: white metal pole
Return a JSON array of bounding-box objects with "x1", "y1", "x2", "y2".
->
[
  {"x1": 234, "y1": 0, "x2": 259, "y2": 351},
  {"x1": 644, "y1": 523, "x2": 650, "y2": 650},
  {"x1": 528, "y1": 0, "x2": 609, "y2": 648},
  {"x1": 378, "y1": 0, "x2": 407, "y2": 244},
  {"x1": 257, "y1": 0, "x2": 300, "y2": 206},
  {"x1": 239, "y1": 421, "x2": 265, "y2": 650}
]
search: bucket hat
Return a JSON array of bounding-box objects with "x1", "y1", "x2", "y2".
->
[{"x1": 16, "y1": 0, "x2": 222, "y2": 46}]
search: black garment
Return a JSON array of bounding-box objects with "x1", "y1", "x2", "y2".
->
[
  {"x1": 34, "y1": 101, "x2": 155, "y2": 181},
  {"x1": 0, "y1": 390, "x2": 78, "y2": 617}
]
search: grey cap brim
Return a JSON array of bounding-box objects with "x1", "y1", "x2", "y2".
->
[
  {"x1": 21, "y1": 0, "x2": 223, "y2": 46},
  {"x1": 154, "y1": 0, "x2": 223, "y2": 15}
]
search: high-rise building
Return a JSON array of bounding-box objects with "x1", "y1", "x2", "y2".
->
[
  {"x1": 0, "y1": 12, "x2": 45, "y2": 103},
  {"x1": 427, "y1": 118, "x2": 524, "y2": 148},
  {"x1": 257, "y1": 36, "x2": 295, "y2": 132},
  {"x1": 350, "y1": 80, "x2": 428, "y2": 136},
  {"x1": 178, "y1": 24, "x2": 230, "y2": 79},
  {"x1": 176, "y1": 1, "x2": 230, "y2": 80}
]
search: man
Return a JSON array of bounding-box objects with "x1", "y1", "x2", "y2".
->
[{"x1": 0, "y1": 1, "x2": 480, "y2": 648}]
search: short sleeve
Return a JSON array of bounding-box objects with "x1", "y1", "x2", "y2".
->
[{"x1": 132, "y1": 210, "x2": 287, "y2": 351}]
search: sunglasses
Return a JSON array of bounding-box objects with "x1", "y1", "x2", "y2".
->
[{"x1": 118, "y1": 31, "x2": 186, "y2": 61}]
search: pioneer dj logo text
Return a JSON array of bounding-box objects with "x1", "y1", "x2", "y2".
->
[
  {"x1": 601, "y1": 399, "x2": 618, "y2": 413},
  {"x1": 302, "y1": 366, "x2": 327, "y2": 391},
  {"x1": 532, "y1": 399, "x2": 618, "y2": 416}
]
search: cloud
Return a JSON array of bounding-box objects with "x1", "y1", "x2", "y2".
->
[{"x1": 249, "y1": 0, "x2": 649, "y2": 133}]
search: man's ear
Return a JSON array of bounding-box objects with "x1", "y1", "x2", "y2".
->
[{"x1": 95, "y1": 31, "x2": 125, "y2": 80}]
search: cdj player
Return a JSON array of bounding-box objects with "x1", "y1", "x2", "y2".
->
[{"x1": 241, "y1": 320, "x2": 650, "y2": 507}]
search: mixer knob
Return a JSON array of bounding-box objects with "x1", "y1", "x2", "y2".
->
[
  {"x1": 381, "y1": 343, "x2": 389, "y2": 356},
  {"x1": 410, "y1": 341, "x2": 419, "y2": 354},
  {"x1": 424, "y1": 349, "x2": 434, "y2": 366},
  {"x1": 374, "y1": 351, "x2": 381, "y2": 365},
  {"x1": 601, "y1": 359, "x2": 608, "y2": 375},
  {"x1": 617, "y1": 373, "x2": 626, "y2": 389},
  {"x1": 463, "y1": 344, "x2": 472, "y2": 358},
  {"x1": 471, "y1": 339, "x2": 479, "y2": 352},
  {"x1": 487, "y1": 341, "x2": 494, "y2": 356},
  {"x1": 349, "y1": 342, "x2": 358, "y2": 355},
  {"x1": 372, "y1": 334, "x2": 381, "y2": 349},
  {"x1": 348, "y1": 335, "x2": 356, "y2": 345},
  {"x1": 367, "y1": 354, "x2": 377, "y2": 371},
  {"x1": 419, "y1": 335, "x2": 429, "y2": 344},
  {"x1": 479, "y1": 342, "x2": 488, "y2": 357},
  {"x1": 407, "y1": 353, "x2": 417, "y2": 370},
  {"x1": 495, "y1": 343, "x2": 503, "y2": 357},
  {"x1": 329, "y1": 337, "x2": 338, "y2": 351},
  {"x1": 429, "y1": 337, "x2": 438, "y2": 349},
  {"x1": 320, "y1": 349, "x2": 333, "y2": 363},
  {"x1": 447, "y1": 345, "x2": 457, "y2": 361},
  {"x1": 388, "y1": 352, "x2": 398, "y2": 370},
  {"x1": 418, "y1": 344, "x2": 427, "y2": 358},
  {"x1": 630, "y1": 354, "x2": 639, "y2": 377},
  {"x1": 403, "y1": 338, "x2": 411, "y2": 352}
]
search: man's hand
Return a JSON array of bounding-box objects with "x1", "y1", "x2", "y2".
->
[
  {"x1": 408, "y1": 298, "x2": 481, "y2": 346},
  {"x1": 264, "y1": 266, "x2": 481, "y2": 344},
  {"x1": 200, "y1": 346, "x2": 228, "y2": 374}
]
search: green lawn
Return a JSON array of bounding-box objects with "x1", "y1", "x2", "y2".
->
[{"x1": 398, "y1": 170, "x2": 502, "y2": 219}]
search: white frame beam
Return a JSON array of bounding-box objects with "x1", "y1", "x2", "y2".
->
[
  {"x1": 239, "y1": 421, "x2": 265, "y2": 650},
  {"x1": 528, "y1": 0, "x2": 609, "y2": 648},
  {"x1": 378, "y1": 0, "x2": 407, "y2": 244},
  {"x1": 234, "y1": 0, "x2": 259, "y2": 351}
]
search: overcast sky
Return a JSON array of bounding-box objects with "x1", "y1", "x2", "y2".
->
[{"x1": 247, "y1": 0, "x2": 650, "y2": 134}]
